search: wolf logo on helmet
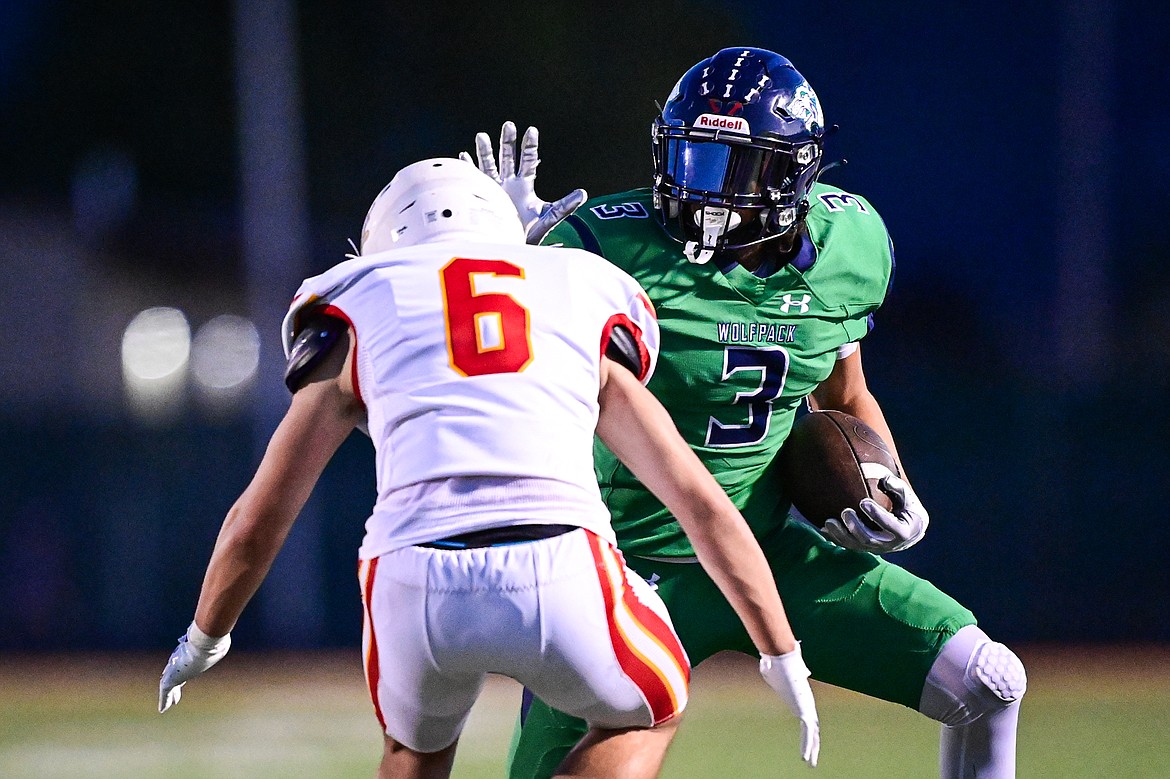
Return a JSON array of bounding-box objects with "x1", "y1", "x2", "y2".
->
[
  {"x1": 782, "y1": 83, "x2": 823, "y2": 132},
  {"x1": 651, "y1": 47, "x2": 825, "y2": 264}
]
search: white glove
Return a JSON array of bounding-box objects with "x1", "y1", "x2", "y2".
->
[
  {"x1": 760, "y1": 643, "x2": 820, "y2": 767},
  {"x1": 158, "y1": 621, "x2": 231, "y2": 713},
  {"x1": 460, "y1": 121, "x2": 587, "y2": 245},
  {"x1": 822, "y1": 464, "x2": 929, "y2": 554}
]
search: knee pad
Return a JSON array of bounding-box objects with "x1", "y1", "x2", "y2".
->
[
  {"x1": 918, "y1": 625, "x2": 1027, "y2": 728},
  {"x1": 970, "y1": 639, "x2": 1027, "y2": 705}
]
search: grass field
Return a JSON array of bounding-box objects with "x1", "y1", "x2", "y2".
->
[{"x1": 2, "y1": 646, "x2": 1168, "y2": 777}]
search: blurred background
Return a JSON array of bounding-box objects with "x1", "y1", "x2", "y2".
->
[{"x1": 1, "y1": 0, "x2": 1167, "y2": 658}]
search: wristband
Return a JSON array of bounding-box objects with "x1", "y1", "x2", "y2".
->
[{"x1": 187, "y1": 620, "x2": 230, "y2": 651}]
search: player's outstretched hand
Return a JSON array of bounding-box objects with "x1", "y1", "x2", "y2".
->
[
  {"x1": 760, "y1": 644, "x2": 820, "y2": 767},
  {"x1": 460, "y1": 121, "x2": 587, "y2": 245},
  {"x1": 158, "y1": 622, "x2": 231, "y2": 713},
  {"x1": 822, "y1": 466, "x2": 929, "y2": 554}
]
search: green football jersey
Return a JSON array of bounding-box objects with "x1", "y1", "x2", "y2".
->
[{"x1": 544, "y1": 182, "x2": 894, "y2": 557}]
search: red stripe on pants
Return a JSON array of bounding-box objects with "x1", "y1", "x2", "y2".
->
[
  {"x1": 586, "y1": 532, "x2": 688, "y2": 724},
  {"x1": 360, "y1": 557, "x2": 387, "y2": 731}
]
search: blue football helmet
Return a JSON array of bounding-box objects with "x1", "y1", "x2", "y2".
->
[{"x1": 652, "y1": 47, "x2": 825, "y2": 263}]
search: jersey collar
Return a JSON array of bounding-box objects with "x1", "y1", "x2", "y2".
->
[{"x1": 713, "y1": 231, "x2": 817, "y2": 279}]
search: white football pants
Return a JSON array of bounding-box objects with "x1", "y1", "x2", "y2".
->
[{"x1": 358, "y1": 527, "x2": 690, "y2": 752}]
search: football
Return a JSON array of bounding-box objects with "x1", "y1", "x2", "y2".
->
[{"x1": 776, "y1": 410, "x2": 901, "y2": 529}]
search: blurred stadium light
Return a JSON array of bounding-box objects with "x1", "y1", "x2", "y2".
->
[
  {"x1": 192, "y1": 314, "x2": 261, "y2": 412},
  {"x1": 121, "y1": 306, "x2": 190, "y2": 423}
]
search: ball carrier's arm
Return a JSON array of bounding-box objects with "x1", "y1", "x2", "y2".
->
[{"x1": 810, "y1": 344, "x2": 929, "y2": 553}]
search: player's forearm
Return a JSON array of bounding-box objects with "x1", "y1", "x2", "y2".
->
[
  {"x1": 811, "y1": 348, "x2": 907, "y2": 476},
  {"x1": 626, "y1": 462, "x2": 799, "y2": 656},
  {"x1": 639, "y1": 461, "x2": 799, "y2": 655},
  {"x1": 687, "y1": 517, "x2": 797, "y2": 656},
  {"x1": 190, "y1": 373, "x2": 359, "y2": 637},
  {"x1": 191, "y1": 435, "x2": 318, "y2": 636},
  {"x1": 193, "y1": 499, "x2": 297, "y2": 637},
  {"x1": 597, "y1": 364, "x2": 798, "y2": 655},
  {"x1": 830, "y1": 391, "x2": 905, "y2": 477}
]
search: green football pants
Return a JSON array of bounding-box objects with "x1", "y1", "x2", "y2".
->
[{"x1": 506, "y1": 517, "x2": 976, "y2": 778}]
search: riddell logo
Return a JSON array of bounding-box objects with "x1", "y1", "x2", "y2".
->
[{"x1": 694, "y1": 113, "x2": 749, "y2": 133}]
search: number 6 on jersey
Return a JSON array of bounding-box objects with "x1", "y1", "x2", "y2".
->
[{"x1": 440, "y1": 257, "x2": 534, "y2": 376}]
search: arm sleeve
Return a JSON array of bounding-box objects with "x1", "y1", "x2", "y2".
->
[
  {"x1": 835, "y1": 341, "x2": 859, "y2": 360},
  {"x1": 605, "y1": 324, "x2": 646, "y2": 378},
  {"x1": 283, "y1": 311, "x2": 349, "y2": 393}
]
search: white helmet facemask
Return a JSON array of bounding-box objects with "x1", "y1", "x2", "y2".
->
[{"x1": 360, "y1": 158, "x2": 525, "y2": 254}]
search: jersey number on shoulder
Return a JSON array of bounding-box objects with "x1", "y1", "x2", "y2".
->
[
  {"x1": 589, "y1": 202, "x2": 650, "y2": 220},
  {"x1": 440, "y1": 257, "x2": 533, "y2": 376},
  {"x1": 817, "y1": 192, "x2": 869, "y2": 213},
  {"x1": 706, "y1": 347, "x2": 789, "y2": 448}
]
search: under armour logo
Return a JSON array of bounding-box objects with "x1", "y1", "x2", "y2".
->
[
  {"x1": 779, "y1": 294, "x2": 811, "y2": 314},
  {"x1": 646, "y1": 573, "x2": 661, "y2": 591}
]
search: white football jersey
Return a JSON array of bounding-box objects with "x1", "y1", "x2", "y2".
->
[{"x1": 284, "y1": 238, "x2": 659, "y2": 552}]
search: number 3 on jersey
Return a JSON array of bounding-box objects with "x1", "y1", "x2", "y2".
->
[
  {"x1": 706, "y1": 346, "x2": 789, "y2": 448},
  {"x1": 440, "y1": 257, "x2": 533, "y2": 376}
]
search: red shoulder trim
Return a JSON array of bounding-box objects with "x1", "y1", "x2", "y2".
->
[{"x1": 320, "y1": 304, "x2": 364, "y2": 408}]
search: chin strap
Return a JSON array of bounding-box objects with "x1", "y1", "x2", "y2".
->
[
  {"x1": 682, "y1": 241, "x2": 715, "y2": 264},
  {"x1": 684, "y1": 206, "x2": 741, "y2": 264}
]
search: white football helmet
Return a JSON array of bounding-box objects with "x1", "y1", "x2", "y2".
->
[{"x1": 360, "y1": 157, "x2": 525, "y2": 253}]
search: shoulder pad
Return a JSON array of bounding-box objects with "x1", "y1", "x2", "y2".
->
[{"x1": 284, "y1": 313, "x2": 348, "y2": 393}]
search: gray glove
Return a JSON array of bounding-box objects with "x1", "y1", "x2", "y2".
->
[
  {"x1": 461, "y1": 121, "x2": 587, "y2": 245},
  {"x1": 158, "y1": 621, "x2": 231, "y2": 713},
  {"x1": 822, "y1": 464, "x2": 929, "y2": 554},
  {"x1": 759, "y1": 643, "x2": 820, "y2": 767}
]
